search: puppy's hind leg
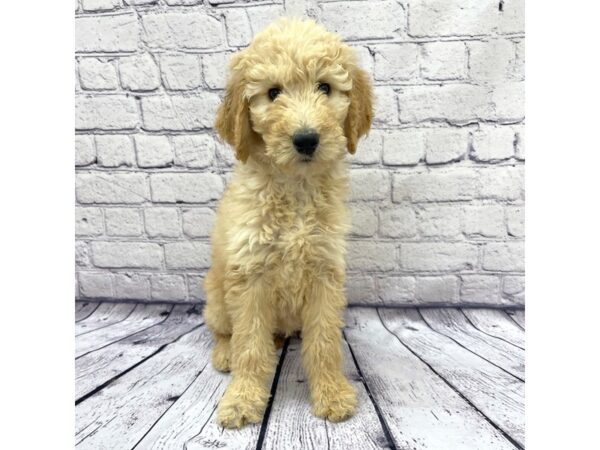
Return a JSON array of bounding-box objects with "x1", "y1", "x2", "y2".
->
[{"x1": 203, "y1": 268, "x2": 232, "y2": 372}]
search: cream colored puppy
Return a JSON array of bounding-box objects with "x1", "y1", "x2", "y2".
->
[{"x1": 203, "y1": 18, "x2": 373, "y2": 429}]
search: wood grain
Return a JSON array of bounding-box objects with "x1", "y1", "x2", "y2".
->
[
  {"x1": 506, "y1": 310, "x2": 525, "y2": 329},
  {"x1": 462, "y1": 309, "x2": 525, "y2": 349},
  {"x1": 75, "y1": 302, "x2": 136, "y2": 336},
  {"x1": 76, "y1": 302, "x2": 99, "y2": 322}
]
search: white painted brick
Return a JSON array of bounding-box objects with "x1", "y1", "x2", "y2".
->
[
  {"x1": 503, "y1": 275, "x2": 525, "y2": 295},
  {"x1": 114, "y1": 273, "x2": 150, "y2": 300},
  {"x1": 188, "y1": 274, "x2": 205, "y2": 301},
  {"x1": 92, "y1": 242, "x2": 163, "y2": 269},
  {"x1": 160, "y1": 54, "x2": 202, "y2": 90},
  {"x1": 350, "y1": 131, "x2": 382, "y2": 165},
  {"x1": 145, "y1": 208, "x2": 181, "y2": 238},
  {"x1": 79, "y1": 272, "x2": 113, "y2": 298},
  {"x1": 119, "y1": 54, "x2": 161, "y2": 92},
  {"x1": 373, "y1": 86, "x2": 398, "y2": 126},
  {"x1": 76, "y1": 95, "x2": 139, "y2": 130},
  {"x1": 165, "y1": 242, "x2": 211, "y2": 269},
  {"x1": 421, "y1": 41, "x2": 467, "y2": 80},
  {"x1": 349, "y1": 170, "x2": 390, "y2": 201},
  {"x1": 347, "y1": 241, "x2": 397, "y2": 271},
  {"x1": 345, "y1": 275, "x2": 376, "y2": 304},
  {"x1": 383, "y1": 129, "x2": 424, "y2": 166},
  {"x1": 172, "y1": 135, "x2": 215, "y2": 168},
  {"x1": 182, "y1": 208, "x2": 216, "y2": 238},
  {"x1": 321, "y1": 0, "x2": 404, "y2": 40},
  {"x1": 141, "y1": 94, "x2": 220, "y2": 131},
  {"x1": 351, "y1": 45, "x2": 374, "y2": 76},
  {"x1": 379, "y1": 206, "x2": 417, "y2": 238},
  {"x1": 349, "y1": 204, "x2": 378, "y2": 237},
  {"x1": 79, "y1": 58, "x2": 118, "y2": 90},
  {"x1": 76, "y1": 207, "x2": 104, "y2": 236},
  {"x1": 223, "y1": 8, "x2": 251, "y2": 47},
  {"x1": 515, "y1": 126, "x2": 525, "y2": 160},
  {"x1": 246, "y1": 5, "x2": 285, "y2": 38},
  {"x1": 460, "y1": 275, "x2": 501, "y2": 303},
  {"x1": 76, "y1": 14, "x2": 139, "y2": 52},
  {"x1": 415, "y1": 205, "x2": 462, "y2": 238},
  {"x1": 164, "y1": 0, "x2": 202, "y2": 5},
  {"x1": 464, "y1": 205, "x2": 505, "y2": 238},
  {"x1": 141, "y1": 12, "x2": 223, "y2": 50},
  {"x1": 416, "y1": 276, "x2": 459, "y2": 303},
  {"x1": 468, "y1": 39, "x2": 515, "y2": 82},
  {"x1": 151, "y1": 274, "x2": 187, "y2": 301},
  {"x1": 512, "y1": 40, "x2": 525, "y2": 80},
  {"x1": 498, "y1": 0, "x2": 525, "y2": 34},
  {"x1": 96, "y1": 135, "x2": 135, "y2": 168},
  {"x1": 477, "y1": 166, "x2": 524, "y2": 201},
  {"x1": 75, "y1": 135, "x2": 96, "y2": 166},
  {"x1": 135, "y1": 135, "x2": 173, "y2": 168},
  {"x1": 150, "y1": 173, "x2": 224, "y2": 203},
  {"x1": 76, "y1": 242, "x2": 91, "y2": 268},
  {"x1": 471, "y1": 125, "x2": 515, "y2": 161},
  {"x1": 124, "y1": 0, "x2": 159, "y2": 4},
  {"x1": 424, "y1": 128, "x2": 468, "y2": 164},
  {"x1": 105, "y1": 208, "x2": 143, "y2": 237},
  {"x1": 490, "y1": 82, "x2": 524, "y2": 121},
  {"x1": 482, "y1": 242, "x2": 524, "y2": 271},
  {"x1": 506, "y1": 206, "x2": 525, "y2": 237},
  {"x1": 400, "y1": 243, "x2": 478, "y2": 271},
  {"x1": 76, "y1": 173, "x2": 149, "y2": 204},
  {"x1": 378, "y1": 276, "x2": 415, "y2": 303},
  {"x1": 81, "y1": 0, "x2": 119, "y2": 11},
  {"x1": 393, "y1": 169, "x2": 477, "y2": 202},
  {"x1": 373, "y1": 44, "x2": 419, "y2": 82},
  {"x1": 202, "y1": 53, "x2": 231, "y2": 90},
  {"x1": 215, "y1": 139, "x2": 236, "y2": 167}
]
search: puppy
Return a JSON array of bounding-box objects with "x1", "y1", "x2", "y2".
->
[{"x1": 203, "y1": 18, "x2": 373, "y2": 429}]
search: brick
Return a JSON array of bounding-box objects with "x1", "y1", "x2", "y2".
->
[
  {"x1": 223, "y1": 9, "x2": 251, "y2": 47},
  {"x1": 135, "y1": 135, "x2": 173, "y2": 168},
  {"x1": 415, "y1": 205, "x2": 462, "y2": 238},
  {"x1": 321, "y1": 0, "x2": 404, "y2": 40},
  {"x1": 141, "y1": 12, "x2": 223, "y2": 50},
  {"x1": 81, "y1": 0, "x2": 119, "y2": 11},
  {"x1": 463, "y1": 205, "x2": 505, "y2": 238},
  {"x1": 421, "y1": 41, "x2": 467, "y2": 80},
  {"x1": 349, "y1": 204, "x2": 378, "y2": 237},
  {"x1": 76, "y1": 173, "x2": 149, "y2": 204},
  {"x1": 202, "y1": 53, "x2": 231, "y2": 90},
  {"x1": 378, "y1": 276, "x2": 415, "y2": 303},
  {"x1": 160, "y1": 54, "x2": 202, "y2": 90},
  {"x1": 151, "y1": 274, "x2": 187, "y2": 301},
  {"x1": 490, "y1": 82, "x2": 524, "y2": 121},
  {"x1": 477, "y1": 166, "x2": 524, "y2": 201},
  {"x1": 349, "y1": 170, "x2": 389, "y2": 201},
  {"x1": 424, "y1": 128, "x2": 468, "y2": 164},
  {"x1": 215, "y1": 138, "x2": 236, "y2": 167},
  {"x1": 141, "y1": 94, "x2": 220, "y2": 130},
  {"x1": 482, "y1": 242, "x2": 524, "y2": 272},
  {"x1": 246, "y1": 5, "x2": 285, "y2": 37},
  {"x1": 76, "y1": 242, "x2": 91, "y2": 268},
  {"x1": 379, "y1": 206, "x2": 417, "y2": 238},
  {"x1": 75, "y1": 14, "x2": 139, "y2": 52},
  {"x1": 75, "y1": 135, "x2": 96, "y2": 166},
  {"x1": 92, "y1": 242, "x2": 163, "y2": 269},
  {"x1": 164, "y1": 0, "x2": 202, "y2": 5},
  {"x1": 351, "y1": 131, "x2": 382, "y2": 165},
  {"x1": 104, "y1": 208, "x2": 143, "y2": 236},
  {"x1": 373, "y1": 86, "x2": 398, "y2": 126},
  {"x1": 150, "y1": 173, "x2": 224, "y2": 203},
  {"x1": 124, "y1": 0, "x2": 159, "y2": 4},
  {"x1": 114, "y1": 273, "x2": 150, "y2": 300},
  {"x1": 498, "y1": 0, "x2": 525, "y2": 34},
  {"x1": 76, "y1": 207, "x2": 104, "y2": 236},
  {"x1": 345, "y1": 275, "x2": 377, "y2": 304},
  {"x1": 78, "y1": 58, "x2": 118, "y2": 90},
  {"x1": 515, "y1": 126, "x2": 525, "y2": 160},
  {"x1": 400, "y1": 243, "x2": 478, "y2": 271},
  {"x1": 182, "y1": 208, "x2": 216, "y2": 238},
  {"x1": 468, "y1": 39, "x2": 515, "y2": 82},
  {"x1": 76, "y1": 95, "x2": 139, "y2": 130},
  {"x1": 188, "y1": 275, "x2": 205, "y2": 301},
  {"x1": 373, "y1": 44, "x2": 419, "y2": 81},
  {"x1": 503, "y1": 275, "x2": 525, "y2": 295},
  {"x1": 471, "y1": 125, "x2": 515, "y2": 161},
  {"x1": 460, "y1": 275, "x2": 501, "y2": 303},
  {"x1": 383, "y1": 130, "x2": 424, "y2": 166},
  {"x1": 172, "y1": 135, "x2": 215, "y2": 168},
  {"x1": 165, "y1": 241, "x2": 211, "y2": 269},
  {"x1": 416, "y1": 276, "x2": 459, "y2": 303},
  {"x1": 506, "y1": 206, "x2": 525, "y2": 237},
  {"x1": 95, "y1": 135, "x2": 135, "y2": 167},
  {"x1": 512, "y1": 40, "x2": 525, "y2": 80},
  {"x1": 119, "y1": 54, "x2": 161, "y2": 91},
  {"x1": 347, "y1": 241, "x2": 397, "y2": 271},
  {"x1": 79, "y1": 272, "x2": 113, "y2": 298},
  {"x1": 351, "y1": 45, "x2": 374, "y2": 76},
  {"x1": 145, "y1": 208, "x2": 180, "y2": 238},
  {"x1": 393, "y1": 169, "x2": 477, "y2": 202}
]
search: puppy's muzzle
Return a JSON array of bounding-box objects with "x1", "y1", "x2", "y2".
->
[{"x1": 292, "y1": 129, "x2": 319, "y2": 157}]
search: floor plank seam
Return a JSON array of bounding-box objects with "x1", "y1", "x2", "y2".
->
[
  {"x1": 459, "y1": 309, "x2": 525, "y2": 351},
  {"x1": 75, "y1": 303, "x2": 100, "y2": 323},
  {"x1": 504, "y1": 311, "x2": 526, "y2": 331},
  {"x1": 376, "y1": 308, "x2": 524, "y2": 450},
  {"x1": 75, "y1": 304, "x2": 137, "y2": 337}
]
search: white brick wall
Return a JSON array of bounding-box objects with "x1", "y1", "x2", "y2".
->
[{"x1": 75, "y1": 0, "x2": 524, "y2": 306}]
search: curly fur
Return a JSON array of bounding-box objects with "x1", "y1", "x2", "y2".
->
[{"x1": 203, "y1": 18, "x2": 373, "y2": 428}]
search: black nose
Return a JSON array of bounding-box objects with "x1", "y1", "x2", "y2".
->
[{"x1": 292, "y1": 129, "x2": 319, "y2": 156}]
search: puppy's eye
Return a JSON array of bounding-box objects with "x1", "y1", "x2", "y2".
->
[
  {"x1": 268, "y1": 88, "x2": 281, "y2": 101},
  {"x1": 317, "y1": 83, "x2": 331, "y2": 95}
]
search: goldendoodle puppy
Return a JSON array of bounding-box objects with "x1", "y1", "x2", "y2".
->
[{"x1": 203, "y1": 18, "x2": 373, "y2": 428}]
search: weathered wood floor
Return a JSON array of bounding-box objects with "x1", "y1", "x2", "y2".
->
[{"x1": 75, "y1": 302, "x2": 525, "y2": 450}]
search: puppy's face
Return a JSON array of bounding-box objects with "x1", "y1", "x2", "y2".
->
[{"x1": 215, "y1": 19, "x2": 373, "y2": 175}]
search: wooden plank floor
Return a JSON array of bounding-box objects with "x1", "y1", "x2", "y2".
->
[{"x1": 75, "y1": 302, "x2": 525, "y2": 450}]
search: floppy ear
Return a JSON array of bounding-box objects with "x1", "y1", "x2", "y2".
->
[
  {"x1": 344, "y1": 65, "x2": 374, "y2": 154},
  {"x1": 214, "y1": 59, "x2": 261, "y2": 163}
]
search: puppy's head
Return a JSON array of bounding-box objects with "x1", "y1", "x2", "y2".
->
[{"x1": 215, "y1": 18, "x2": 373, "y2": 174}]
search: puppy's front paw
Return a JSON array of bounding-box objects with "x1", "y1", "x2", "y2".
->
[
  {"x1": 217, "y1": 381, "x2": 269, "y2": 428},
  {"x1": 311, "y1": 377, "x2": 357, "y2": 422},
  {"x1": 211, "y1": 337, "x2": 231, "y2": 372}
]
